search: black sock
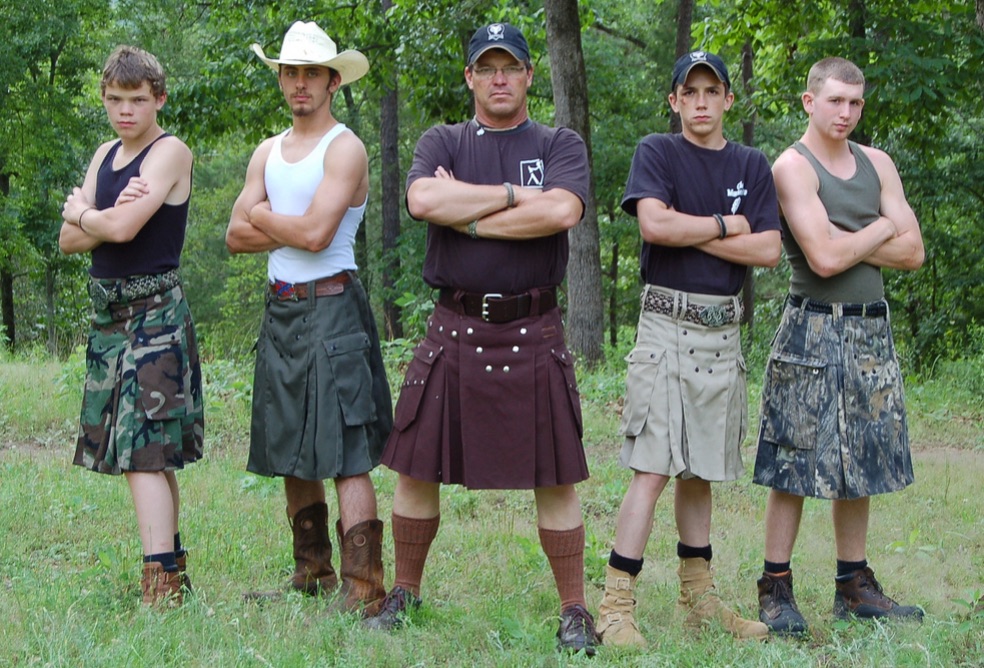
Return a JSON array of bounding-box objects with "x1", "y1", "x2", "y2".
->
[
  {"x1": 145, "y1": 552, "x2": 178, "y2": 572},
  {"x1": 174, "y1": 533, "x2": 186, "y2": 559},
  {"x1": 836, "y1": 559, "x2": 868, "y2": 579},
  {"x1": 609, "y1": 549, "x2": 644, "y2": 577},
  {"x1": 764, "y1": 560, "x2": 791, "y2": 575},
  {"x1": 677, "y1": 542, "x2": 712, "y2": 561}
]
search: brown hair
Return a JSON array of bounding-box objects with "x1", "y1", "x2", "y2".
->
[
  {"x1": 806, "y1": 57, "x2": 865, "y2": 94},
  {"x1": 100, "y1": 45, "x2": 166, "y2": 97}
]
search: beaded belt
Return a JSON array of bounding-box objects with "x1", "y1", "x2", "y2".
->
[
  {"x1": 88, "y1": 268, "x2": 181, "y2": 310},
  {"x1": 642, "y1": 289, "x2": 740, "y2": 328}
]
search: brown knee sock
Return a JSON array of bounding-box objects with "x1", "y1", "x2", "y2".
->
[
  {"x1": 538, "y1": 524, "x2": 587, "y2": 611},
  {"x1": 392, "y1": 513, "x2": 440, "y2": 597}
]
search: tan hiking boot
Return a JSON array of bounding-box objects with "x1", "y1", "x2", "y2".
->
[
  {"x1": 596, "y1": 565, "x2": 647, "y2": 647},
  {"x1": 141, "y1": 561, "x2": 183, "y2": 608},
  {"x1": 335, "y1": 519, "x2": 386, "y2": 617},
  {"x1": 677, "y1": 557, "x2": 768, "y2": 640}
]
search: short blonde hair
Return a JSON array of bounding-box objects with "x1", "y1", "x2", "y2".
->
[
  {"x1": 101, "y1": 45, "x2": 166, "y2": 97},
  {"x1": 806, "y1": 57, "x2": 865, "y2": 94}
]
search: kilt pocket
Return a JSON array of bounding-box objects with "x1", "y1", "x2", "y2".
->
[
  {"x1": 551, "y1": 346, "x2": 583, "y2": 438},
  {"x1": 133, "y1": 324, "x2": 187, "y2": 420},
  {"x1": 393, "y1": 338, "x2": 444, "y2": 432},
  {"x1": 324, "y1": 332, "x2": 375, "y2": 426},
  {"x1": 759, "y1": 352, "x2": 826, "y2": 450},
  {"x1": 619, "y1": 347, "x2": 666, "y2": 437}
]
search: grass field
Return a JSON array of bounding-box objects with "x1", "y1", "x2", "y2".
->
[{"x1": 1, "y1": 347, "x2": 981, "y2": 667}]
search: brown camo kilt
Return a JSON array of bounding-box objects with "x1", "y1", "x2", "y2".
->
[{"x1": 381, "y1": 303, "x2": 589, "y2": 490}]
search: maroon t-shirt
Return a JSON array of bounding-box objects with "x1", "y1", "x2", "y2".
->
[{"x1": 406, "y1": 119, "x2": 589, "y2": 294}]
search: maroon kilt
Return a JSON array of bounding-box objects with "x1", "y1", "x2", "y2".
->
[{"x1": 381, "y1": 303, "x2": 589, "y2": 489}]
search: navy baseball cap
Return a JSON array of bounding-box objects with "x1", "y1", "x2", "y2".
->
[
  {"x1": 671, "y1": 51, "x2": 731, "y2": 90},
  {"x1": 467, "y1": 23, "x2": 530, "y2": 66}
]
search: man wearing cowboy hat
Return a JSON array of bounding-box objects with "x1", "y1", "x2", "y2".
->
[{"x1": 226, "y1": 21, "x2": 392, "y2": 616}]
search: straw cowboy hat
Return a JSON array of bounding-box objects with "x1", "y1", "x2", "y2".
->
[{"x1": 251, "y1": 21, "x2": 369, "y2": 85}]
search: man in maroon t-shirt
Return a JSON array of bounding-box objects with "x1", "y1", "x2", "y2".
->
[{"x1": 365, "y1": 22, "x2": 598, "y2": 656}]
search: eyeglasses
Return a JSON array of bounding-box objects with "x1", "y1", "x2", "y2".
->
[{"x1": 471, "y1": 65, "x2": 527, "y2": 80}]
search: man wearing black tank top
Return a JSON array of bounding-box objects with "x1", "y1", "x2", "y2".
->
[
  {"x1": 754, "y1": 57, "x2": 925, "y2": 635},
  {"x1": 59, "y1": 45, "x2": 203, "y2": 608}
]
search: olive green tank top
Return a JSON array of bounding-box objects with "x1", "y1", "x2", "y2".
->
[{"x1": 784, "y1": 141, "x2": 885, "y2": 303}]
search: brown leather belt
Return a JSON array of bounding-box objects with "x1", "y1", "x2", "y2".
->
[
  {"x1": 439, "y1": 287, "x2": 558, "y2": 323},
  {"x1": 269, "y1": 272, "x2": 351, "y2": 301}
]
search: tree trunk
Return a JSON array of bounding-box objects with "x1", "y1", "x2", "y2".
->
[
  {"x1": 847, "y1": 0, "x2": 871, "y2": 145},
  {"x1": 380, "y1": 0, "x2": 403, "y2": 339},
  {"x1": 544, "y1": 0, "x2": 604, "y2": 364},
  {"x1": 609, "y1": 239, "x2": 619, "y2": 347},
  {"x1": 0, "y1": 172, "x2": 12, "y2": 350},
  {"x1": 740, "y1": 39, "x2": 756, "y2": 330},
  {"x1": 45, "y1": 262, "x2": 57, "y2": 354},
  {"x1": 978, "y1": 0, "x2": 984, "y2": 30},
  {"x1": 670, "y1": 0, "x2": 695, "y2": 134}
]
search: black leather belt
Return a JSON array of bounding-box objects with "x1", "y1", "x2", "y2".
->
[
  {"x1": 788, "y1": 294, "x2": 887, "y2": 317},
  {"x1": 439, "y1": 287, "x2": 558, "y2": 323}
]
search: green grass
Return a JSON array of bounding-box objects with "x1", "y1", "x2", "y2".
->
[{"x1": 1, "y1": 348, "x2": 982, "y2": 667}]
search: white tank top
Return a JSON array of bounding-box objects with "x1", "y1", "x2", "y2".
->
[{"x1": 265, "y1": 123, "x2": 367, "y2": 282}]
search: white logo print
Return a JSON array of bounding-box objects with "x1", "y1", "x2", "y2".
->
[
  {"x1": 487, "y1": 24, "x2": 506, "y2": 42},
  {"x1": 520, "y1": 159, "x2": 544, "y2": 188},
  {"x1": 727, "y1": 180, "x2": 747, "y2": 213},
  {"x1": 689, "y1": 51, "x2": 709, "y2": 64}
]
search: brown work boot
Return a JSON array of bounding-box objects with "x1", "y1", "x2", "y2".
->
[
  {"x1": 289, "y1": 502, "x2": 338, "y2": 595},
  {"x1": 557, "y1": 603, "x2": 600, "y2": 656},
  {"x1": 176, "y1": 552, "x2": 192, "y2": 594},
  {"x1": 677, "y1": 557, "x2": 768, "y2": 640},
  {"x1": 757, "y1": 571, "x2": 808, "y2": 635},
  {"x1": 141, "y1": 562, "x2": 183, "y2": 608},
  {"x1": 334, "y1": 519, "x2": 386, "y2": 616},
  {"x1": 833, "y1": 567, "x2": 923, "y2": 622},
  {"x1": 596, "y1": 565, "x2": 647, "y2": 648}
]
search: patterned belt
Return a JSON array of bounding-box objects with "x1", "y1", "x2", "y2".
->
[
  {"x1": 439, "y1": 287, "x2": 558, "y2": 323},
  {"x1": 269, "y1": 272, "x2": 351, "y2": 301},
  {"x1": 642, "y1": 289, "x2": 740, "y2": 327},
  {"x1": 88, "y1": 268, "x2": 181, "y2": 310},
  {"x1": 788, "y1": 294, "x2": 887, "y2": 318}
]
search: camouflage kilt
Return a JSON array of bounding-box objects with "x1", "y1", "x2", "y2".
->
[
  {"x1": 753, "y1": 299, "x2": 913, "y2": 499},
  {"x1": 73, "y1": 283, "x2": 204, "y2": 474}
]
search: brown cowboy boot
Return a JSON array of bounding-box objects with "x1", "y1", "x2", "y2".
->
[
  {"x1": 141, "y1": 562, "x2": 183, "y2": 608},
  {"x1": 677, "y1": 557, "x2": 768, "y2": 640},
  {"x1": 596, "y1": 565, "x2": 647, "y2": 647},
  {"x1": 290, "y1": 502, "x2": 338, "y2": 595},
  {"x1": 334, "y1": 519, "x2": 387, "y2": 616}
]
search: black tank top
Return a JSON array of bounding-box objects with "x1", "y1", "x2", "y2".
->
[{"x1": 90, "y1": 133, "x2": 190, "y2": 279}]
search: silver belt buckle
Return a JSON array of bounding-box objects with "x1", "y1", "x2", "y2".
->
[
  {"x1": 88, "y1": 280, "x2": 110, "y2": 311},
  {"x1": 481, "y1": 293, "x2": 502, "y2": 322},
  {"x1": 699, "y1": 304, "x2": 730, "y2": 327}
]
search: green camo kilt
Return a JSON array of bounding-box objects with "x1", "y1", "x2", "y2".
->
[
  {"x1": 73, "y1": 284, "x2": 204, "y2": 474},
  {"x1": 753, "y1": 300, "x2": 913, "y2": 499}
]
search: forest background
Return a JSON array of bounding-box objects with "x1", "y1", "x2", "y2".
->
[{"x1": 1, "y1": 0, "x2": 983, "y2": 368}]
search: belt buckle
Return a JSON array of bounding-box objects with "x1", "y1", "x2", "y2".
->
[
  {"x1": 481, "y1": 293, "x2": 502, "y2": 322},
  {"x1": 273, "y1": 280, "x2": 298, "y2": 301},
  {"x1": 699, "y1": 304, "x2": 730, "y2": 327},
  {"x1": 88, "y1": 280, "x2": 110, "y2": 311}
]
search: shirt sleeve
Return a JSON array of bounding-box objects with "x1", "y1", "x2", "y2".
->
[{"x1": 620, "y1": 135, "x2": 673, "y2": 218}]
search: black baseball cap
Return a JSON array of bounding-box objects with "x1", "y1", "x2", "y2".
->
[
  {"x1": 467, "y1": 23, "x2": 530, "y2": 66},
  {"x1": 671, "y1": 51, "x2": 731, "y2": 90}
]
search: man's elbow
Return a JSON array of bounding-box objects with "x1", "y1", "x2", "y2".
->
[{"x1": 762, "y1": 246, "x2": 782, "y2": 269}]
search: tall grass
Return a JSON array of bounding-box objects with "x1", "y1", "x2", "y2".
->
[{"x1": 1, "y1": 345, "x2": 981, "y2": 667}]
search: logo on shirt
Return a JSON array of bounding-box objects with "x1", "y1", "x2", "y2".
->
[
  {"x1": 727, "y1": 180, "x2": 747, "y2": 214},
  {"x1": 520, "y1": 159, "x2": 544, "y2": 188}
]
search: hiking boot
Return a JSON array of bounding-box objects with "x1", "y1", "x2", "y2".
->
[
  {"x1": 557, "y1": 603, "x2": 599, "y2": 656},
  {"x1": 596, "y1": 565, "x2": 647, "y2": 647},
  {"x1": 678, "y1": 557, "x2": 768, "y2": 640},
  {"x1": 335, "y1": 519, "x2": 386, "y2": 617},
  {"x1": 833, "y1": 567, "x2": 924, "y2": 622},
  {"x1": 758, "y1": 571, "x2": 808, "y2": 635},
  {"x1": 363, "y1": 586, "x2": 421, "y2": 631}
]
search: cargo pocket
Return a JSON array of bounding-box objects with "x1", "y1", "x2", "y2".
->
[
  {"x1": 728, "y1": 352, "x2": 749, "y2": 447},
  {"x1": 324, "y1": 332, "x2": 375, "y2": 426},
  {"x1": 393, "y1": 338, "x2": 444, "y2": 432},
  {"x1": 133, "y1": 324, "x2": 187, "y2": 420},
  {"x1": 759, "y1": 352, "x2": 826, "y2": 450},
  {"x1": 619, "y1": 347, "x2": 666, "y2": 437},
  {"x1": 551, "y1": 346, "x2": 583, "y2": 438}
]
